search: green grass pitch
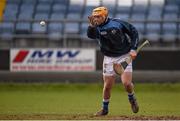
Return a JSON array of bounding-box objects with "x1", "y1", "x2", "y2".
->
[{"x1": 0, "y1": 83, "x2": 180, "y2": 120}]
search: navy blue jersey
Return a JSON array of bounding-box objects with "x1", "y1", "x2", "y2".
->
[{"x1": 87, "y1": 18, "x2": 139, "y2": 57}]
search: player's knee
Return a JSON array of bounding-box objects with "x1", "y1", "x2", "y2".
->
[
  {"x1": 105, "y1": 83, "x2": 112, "y2": 89},
  {"x1": 122, "y1": 81, "x2": 132, "y2": 88},
  {"x1": 104, "y1": 82, "x2": 113, "y2": 92},
  {"x1": 103, "y1": 76, "x2": 115, "y2": 91}
]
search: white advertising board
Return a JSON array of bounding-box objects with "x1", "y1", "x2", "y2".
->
[{"x1": 10, "y1": 49, "x2": 96, "y2": 72}]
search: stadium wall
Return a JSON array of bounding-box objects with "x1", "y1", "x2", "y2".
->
[
  {"x1": 96, "y1": 49, "x2": 180, "y2": 70},
  {"x1": 0, "y1": 49, "x2": 180, "y2": 83},
  {"x1": 0, "y1": 49, "x2": 9, "y2": 70}
]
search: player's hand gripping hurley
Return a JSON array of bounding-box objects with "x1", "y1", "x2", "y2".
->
[{"x1": 113, "y1": 40, "x2": 150, "y2": 75}]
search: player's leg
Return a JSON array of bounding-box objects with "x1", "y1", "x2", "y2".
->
[
  {"x1": 121, "y1": 71, "x2": 134, "y2": 93},
  {"x1": 103, "y1": 75, "x2": 115, "y2": 100},
  {"x1": 121, "y1": 64, "x2": 139, "y2": 113},
  {"x1": 95, "y1": 75, "x2": 115, "y2": 116},
  {"x1": 95, "y1": 56, "x2": 115, "y2": 116},
  {"x1": 102, "y1": 75, "x2": 115, "y2": 112}
]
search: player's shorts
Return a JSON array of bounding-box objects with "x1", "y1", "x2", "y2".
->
[{"x1": 103, "y1": 53, "x2": 133, "y2": 76}]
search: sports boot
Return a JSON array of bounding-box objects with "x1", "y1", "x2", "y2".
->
[
  {"x1": 94, "y1": 109, "x2": 108, "y2": 116},
  {"x1": 129, "y1": 96, "x2": 139, "y2": 113}
]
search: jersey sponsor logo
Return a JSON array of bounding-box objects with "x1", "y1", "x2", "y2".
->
[{"x1": 100, "y1": 31, "x2": 107, "y2": 35}]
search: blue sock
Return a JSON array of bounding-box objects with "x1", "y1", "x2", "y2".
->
[
  {"x1": 103, "y1": 100, "x2": 109, "y2": 111},
  {"x1": 128, "y1": 93, "x2": 135, "y2": 100}
]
